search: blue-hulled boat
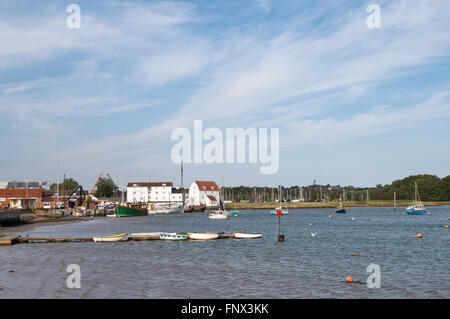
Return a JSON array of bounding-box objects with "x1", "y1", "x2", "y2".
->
[
  {"x1": 406, "y1": 182, "x2": 427, "y2": 215},
  {"x1": 335, "y1": 203, "x2": 346, "y2": 214}
]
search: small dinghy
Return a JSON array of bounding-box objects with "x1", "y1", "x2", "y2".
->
[
  {"x1": 160, "y1": 233, "x2": 188, "y2": 240},
  {"x1": 93, "y1": 233, "x2": 129, "y2": 243},
  {"x1": 188, "y1": 232, "x2": 219, "y2": 240},
  {"x1": 130, "y1": 232, "x2": 162, "y2": 240},
  {"x1": 233, "y1": 232, "x2": 263, "y2": 239}
]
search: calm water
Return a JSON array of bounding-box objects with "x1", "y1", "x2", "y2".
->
[{"x1": 0, "y1": 206, "x2": 449, "y2": 298}]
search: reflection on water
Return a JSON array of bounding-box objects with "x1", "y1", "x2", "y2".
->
[{"x1": 0, "y1": 207, "x2": 449, "y2": 298}]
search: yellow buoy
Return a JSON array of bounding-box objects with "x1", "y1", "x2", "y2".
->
[
  {"x1": 415, "y1": 233, "x2": 423, "y2": 238},
  {"x1": 444, "y1": 225, "x2": 448, "y2": 228}
]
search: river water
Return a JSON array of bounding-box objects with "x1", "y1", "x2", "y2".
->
[{"x1": 0, "y1": 206, "x2": 449, "y2": 298}]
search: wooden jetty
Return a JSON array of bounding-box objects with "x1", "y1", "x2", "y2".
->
[{"x1": 0, "y1": 232, "x2": 238, "y2": 245}]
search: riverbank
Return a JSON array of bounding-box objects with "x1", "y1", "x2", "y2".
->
[
  {"x1": 224, "y1": 200, "x2": 450, "y2": 210},
  {"x1": 0, "y1": 212, "x2": 88, "y2": 235}
]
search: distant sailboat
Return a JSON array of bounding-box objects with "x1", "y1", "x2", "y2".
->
[
  {"x1": 406, "y1": 182, "x2": 427, "y2": 215},
  {"x1": 335, "y1": 190, "x2": 346, "y2": 214}
]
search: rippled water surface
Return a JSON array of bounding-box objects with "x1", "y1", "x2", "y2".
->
[{"x1": 1, "y1": 207, "x2": 449, "y2": 298}]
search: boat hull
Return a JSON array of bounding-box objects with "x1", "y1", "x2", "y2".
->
[
  {"x1": 115, "y1": 205, "x2": 148, "y2": 217},
  {"x1": 208, "y1": 211, "x2": 228, "y2": 219},
  {"x1": 184, "y1": 205, "x2": 206, "y2": 213},
  {"x1": 148, "y1": 205, "x2": 184, "y2": 215},
  {"x1": 93, "y1": 233, "x2": 129, "y2": 243},
  {"x1": 406, "y1": 209, "x2": 427, "y2": 215},
  {"x1": 160, "y1": 233, "x2": 188, "y2": 240},
  {"x1": 335, "y1": 209, "x2": 346, "y2": 214},
  {"x1": 130, "y1": 232, "x2": 162, "y2": 240},
  {"x1": 188, "y1": 232, "x2": 219, "y2": 240},
  {"x1": 234, "y1": 232, "x2": 263, "y2": 239}
]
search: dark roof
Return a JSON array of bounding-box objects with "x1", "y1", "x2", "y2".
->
[{"x1": 127, "y1": 182, "x2": 173, "y2": 187}]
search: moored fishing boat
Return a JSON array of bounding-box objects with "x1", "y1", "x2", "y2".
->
[
  {"x1": 93, "y1": 233, "x2": 129, "y2": 243},
  {"x1": 188, "y1": 232, "x2": 219, "y2": 240},
  {"x1": 406, "y1": 182, "x2": 427, "y2": 215},
  {"x1": 233, "y1": 232, "x2": 263, "y2": 239},
  {"x1": 160, "y1": 233, "x2": 188, "y2": 240},
  {"x1": 115, "y1": 205, "x2": 148, "y2": 217}
]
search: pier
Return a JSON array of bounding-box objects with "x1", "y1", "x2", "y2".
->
[{"x1": 0, "y1": 232, "x2": 237, "y2": 245}]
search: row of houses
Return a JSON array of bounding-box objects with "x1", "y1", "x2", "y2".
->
[
  {"x1": 126, "y1": 181, "x2": 221, "y2": 207},
  {"x1": 0, "y1": 180, "x2": 222, "y2": 209}
]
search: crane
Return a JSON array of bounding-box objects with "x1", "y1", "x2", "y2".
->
[{"x1": 81, "y1": 172, "x2": 103, "y2": 208}]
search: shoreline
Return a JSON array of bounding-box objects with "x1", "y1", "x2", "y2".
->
[
  {"x1": 224, "y1": 201, "x2": 450, "y2": 210},
  {"x1": 0, "y1": 214, "x2": 89, "y2": 235}
]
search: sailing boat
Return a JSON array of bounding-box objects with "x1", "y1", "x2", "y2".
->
[
  {"x1": 406, "y1": 182, "x2": 427, "y2": 215},
  {"x1": 271, "y1": 186, "x2": 289, "y2": 215},
  {"x1": 208, "y1": 194, "x2": 229, "y2": 219},
  {"x1": 335, "y1": 189, "x2": 346, "y2": 214}
]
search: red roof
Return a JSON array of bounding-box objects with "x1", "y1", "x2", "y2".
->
[
  {"x1": 194, "y1": 181, "x2": 219, "y2": 191},
  {"x1": 206, "y1": 195, "x2": 217, "y2": 201},
  {"x1": 0, "y1": 188, "x2": 42, "y2": 198}
]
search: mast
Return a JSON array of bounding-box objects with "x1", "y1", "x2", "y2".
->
[
  {"x1": 56, "y1": 161, "x2": 60, "y2": 207},
  {"x1": 121, "y1": 162, "x2": 124, "y2": 203},
  {"x1": 181, "y1": 162, "x2": 185, "y2": 205}
]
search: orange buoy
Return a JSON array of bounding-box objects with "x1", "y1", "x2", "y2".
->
[
  {"x1": 346, "y1": 276, "x2": 353, "y2": 283},
  {"x1": 351, "y1": 252, "x2": 356, "y2": 256}
]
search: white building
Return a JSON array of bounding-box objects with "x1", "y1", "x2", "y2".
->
[
  {"x1": 187, "y1": 181, "x2": 220, "y2": 207},
  {"x1": 127, "y1": 182, "x2": 185, "y2": 204}
]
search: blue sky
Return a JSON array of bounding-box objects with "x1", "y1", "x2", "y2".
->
[{"x1": 1, "y1": 0, "x2": 450, "y2": 189}]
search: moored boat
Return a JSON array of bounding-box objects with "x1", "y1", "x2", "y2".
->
[
  {"x1": 115, "y1": 205, "x2": 148, "y2": 217},
  {"x1": 335, "y1": 203, "x2": 346, "y2": 214},
  {"x1": 160, "y1": 233, "x2": 188, "y2": 240},
  {"x1": 93, "y1": 233, "x2": 129, "y2": 243},
  {"x1": 233, "y1": 232, "x2": 263, "y2": 239},
  {"x1": 188, "y1": 232, "x2": 219, "y2": 240},
  {"x1": 406, "y1": 182, "x2": 427, "y2": 215},
  {"x1": 184, "y1": 204, "x2": 206, "y2": 213},
  {"x1": 130, "y1": 232, "x2": 162, "y2": 240}
]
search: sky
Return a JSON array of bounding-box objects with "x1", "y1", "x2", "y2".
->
[{"x1": 0, "y1": 0, "x2": 450, "y2": 189}]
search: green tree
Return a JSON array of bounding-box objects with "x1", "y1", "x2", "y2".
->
[
  {"x1": 94, "y1": 177, "x2": 118, "y2": 198},
  {"x1": 50, "y1": 178, "x2": 79, "y2": 191}
]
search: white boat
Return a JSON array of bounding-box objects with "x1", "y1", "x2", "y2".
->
[
  {"x1": 148, "y1": 203, "x2": 184, "y2": 215},
  {"x1": 73, "y1": 211, "x2": 85, "y2": 217},
  {"x1": 160, "y1": 232, "x2": 188, "y2": 240},
  {"x1": 208, "y1": 196, "x2": 229, "y2": 219},
  {"x1": 188, "y1": 232, "x2": 219, "y2": 240},
  {"x1": 130, "y1": 232, "x2": 162, "y2": 240},
  {"x1": 93, "y1": 233, "x2": 129, "y2": 243},
  {"x1": 233, "y1": 232, "x2": 263, "y2": 239}
]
